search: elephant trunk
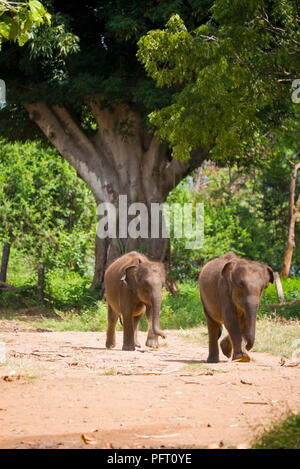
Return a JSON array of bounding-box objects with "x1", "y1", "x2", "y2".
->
[
  {"x1": 151, "y1": 295, "x2": 166, "y2": 339},
  {"x1": 245, "y1": 297, "x2": 259, "y2": 351}
]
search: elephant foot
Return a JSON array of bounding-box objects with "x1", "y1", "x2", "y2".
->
[
  {"x1": 220, "y1": 336, "x2": 232, "y2": 358},
  {"x1": 122, "y1": 344, "x2": 136, "y2": 351},
  {"x1": 232, "y1": 352, "x2": 250, "y2": 362},
  {"x1": 145, "y1": 337, "x2": 159, "y2": 348},
  {"x1": 207, "y1": 355, "x2": 219, "y2": 363},
  {"x1": 105, "y1": 340, "x2": 116, "y2": 349}
]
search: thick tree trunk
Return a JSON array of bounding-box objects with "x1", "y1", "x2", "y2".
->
[
  {"x1": 281, "y1": 160, "x2": 300, "y2": 278},
  {"x1": 25, "y1": 98, "x2": 208, "y2": 287},
  {"x1": 0, "y1": 242, "x2": 11, "y2": 283}
]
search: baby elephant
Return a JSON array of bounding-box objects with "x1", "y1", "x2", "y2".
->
[
  {"x1": 199, "y1": 252, "x2": 274, "y2": 363},
  {"x1": 104, "y1": 251, "x2": 166, "y2": 351}
]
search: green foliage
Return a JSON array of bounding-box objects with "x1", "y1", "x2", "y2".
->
[
  {"x1": 167, "y1": 149, "x2": 300, "y2": 280},
  {"x1": 0, "y1": 1, "x2": 213, "y2": 135},
  {"x1": 251, "y1": 413, "x2": 300, "y2": 449},
  {"x1": 0, "y1": 139, "x2": 97, "y2": 272},
  {"x1": 137, "y1": 2, "x2": 300, "y2": 162},
  {"x1": 1, "y1": 267, "x2": 300, "y2": 332},
  {"x1": 0, "y1": 0, "x2": 50, "y2": 48}
]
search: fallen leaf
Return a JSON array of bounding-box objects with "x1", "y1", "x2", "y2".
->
[
  {"x1": 2, "y1": 374, "x2": 22, "y2": 382},
  {"x1": 81, "y1": 434, "x2": 97, "y2": 446},
  {"x1": 243, "y1": 401, "x2": 269, "y2": 405},
  {"x1": 240, "y1": 379, "x2": 253, "y2": 385},
  {"x1": 208, "y1": 441, "x2": 224, "y2": 449},
  {"x1": 287, "y1": 361, "x2": 300, "y2": 368},
  {"x1": 184, "y1": 381, "x2": 203, "y2": 385},
  {"x1": 138, "y1": 433, "x2": 179, "y2": 439},
  {"x1": 279, "y1": 357, "x2": 300, "y2": 367},
  {"x1": 233, "y1": 354, "x2": 250, "y2": 363}
]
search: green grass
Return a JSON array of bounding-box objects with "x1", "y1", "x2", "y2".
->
[
  {"x1": 177, "y1": 318, "x2": 300, "y2": 358},
  {"x1": 181, "y1": 362, "x2": 227, "y2": 373},
  {"x1": 253, "y1": 318, "x2": 300, "y2": 357},
  {"x1": 98, "y1": 369, "x2": 117, "y2": 376},
  {"x1": 251, "y1": 413, "x2": 300, "y2": 449},
  {"x1": 1, "y1": 257, "x2": 299, "y2": 334},
  {"x1": 259, "y1": 277, "x2": 300, "y2": 320}
]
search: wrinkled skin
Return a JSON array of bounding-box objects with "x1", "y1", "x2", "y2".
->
[
  {"x1": 199, "y1": 252, "x2": 274, "y2": 363},
  {"x1": 104, "y1": 251, "x2": 166, "y2": 351}
]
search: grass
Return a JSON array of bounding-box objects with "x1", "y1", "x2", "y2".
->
[
  {"x1": 251, "y1": 412, "x2": 300, "y2": 449},
  {"x1": 177, "y1": 318, "x2": 300, "y2": 358},
  {"x1": 98, "y1": 369, "x2": 117, "y2": 376},
  {"x1": 181, "y1": 362, "x2": 227, "y2": 373},
  {"x1": 0, "y1": 258, "x2": 299, "y2": 340},
  {"x1": 253, "y1": 318, "x2": 300, "y2": 358}
]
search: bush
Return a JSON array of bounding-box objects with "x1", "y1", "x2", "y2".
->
[{"x1": 252, "y1": 413, "x2": 300, "y2": 449}]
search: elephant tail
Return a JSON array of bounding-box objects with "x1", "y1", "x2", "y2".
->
[
  {"x1": 119, "y1": 316, "x2": 123, "y2": 327},
  {"x1": 218, "y1": 324, "x2": 223, "y2": 339}
]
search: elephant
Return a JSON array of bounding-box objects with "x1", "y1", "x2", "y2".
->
[
  {"x1": 198, "y1": 251, "x2": 274, "y2": 363},
  {"x1": 104, "y1": 251, "x2": 166, "y2": 351}
]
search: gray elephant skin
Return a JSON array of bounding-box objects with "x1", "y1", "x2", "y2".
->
[
  {"x1": 199, "y1": 252, "x2": 274, "y2": 363},
  {"x1": 104, "y1": 251, "x2": 166, "y2": 351}
]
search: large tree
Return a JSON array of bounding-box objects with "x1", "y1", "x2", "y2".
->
[
  {"x1": 137, "y1": 0, "x2": 300, "y2": 162},
  {"x1": 0, "y1": 0, "x2": 50, "y2": 48},
  {"x1": 0, "y1": 0, "x2": 299, "y2": 285},
  {"x1": 0, "y1": 1, "x2": 211, "y2": 286}
]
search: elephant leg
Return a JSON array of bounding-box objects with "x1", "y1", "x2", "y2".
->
[
  {"x1": 133, "y1": 314, "x2": 143, "y2": 348},
  {"x1": 223, "y1": 307, "x2": 249, "y2": 361},
  {"x1": 106, "y1": 305, "x2": 119, "y2": 349},
  {"x1": 239, "y1": 314, "x2": 248, "y2": 350},
  {"x1": 220, "y1": 334, "x2": 232, "y2": 358},
  {"x1": 205, "y1": 313, "x2": 221, "y2": 363},
  {"x1": 122, "y1": 311, "x2": 135, "y2": 351},
  {"x1": 145, "y1": 306, "x2": 159, "y2": 348}
]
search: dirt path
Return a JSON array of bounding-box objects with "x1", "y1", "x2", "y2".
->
[{"x1": 0, "y1": 320, "x2": 299, "y2": 449}]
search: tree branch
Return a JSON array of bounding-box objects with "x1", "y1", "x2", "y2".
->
[{"x1": 25, "y1": 101, "x2": 117, "y2": 202}]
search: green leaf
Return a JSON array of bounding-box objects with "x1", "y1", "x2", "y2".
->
[
  {"x1": 29, "y1": 1, "x2": 46, "y2": 21},
  {"x1": 0, "y1": 15, "x2": 13, "y2": 40},
  {"x1": 18, "y1": 31, "x2": 30, "y2": 47}
]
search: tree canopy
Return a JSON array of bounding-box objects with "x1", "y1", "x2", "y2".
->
[
  {"x1": 0, "y1": 0, "x2": 50, "y2": 48},
  {"x1": 0, "y1": 0, "x2": 299, "y2": 280},
  {"x1": 0, "y1": 1, "x2": 210, "y2": 122},
  {"x1": 137, "y1": 0, "x2": 300, "y2": 162},
  {"x1": 1, "y1": 1, "x2": 299, "y2": 164}
]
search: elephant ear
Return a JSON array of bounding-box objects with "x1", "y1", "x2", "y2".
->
[
  {"x1": 221, "y1": 260, "x2": 236, "y2": 288},
  {"x1": 265, "y1": 265, "x2": 274, "y2": 285},
  {"x1": 120, "y1": 258, "x2": 142, "y2": 292}
]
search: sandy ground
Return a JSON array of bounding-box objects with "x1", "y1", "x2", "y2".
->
[{"x1": 0, "y1": 319, "x2": 299, "y2": 449}]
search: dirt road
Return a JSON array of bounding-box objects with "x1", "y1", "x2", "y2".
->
[{"x1": 0, "y1": 320, "x2": 299, "y2": 449}]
